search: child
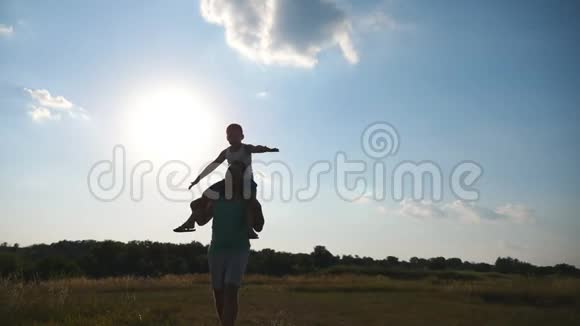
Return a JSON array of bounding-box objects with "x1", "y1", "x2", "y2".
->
[{"x1": 173, "y1": 123, "x2": 278, "y2": 238}]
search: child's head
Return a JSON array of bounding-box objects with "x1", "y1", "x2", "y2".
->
[{"x1": 226, "y1": 123, "x2": 244, "y2": 145}]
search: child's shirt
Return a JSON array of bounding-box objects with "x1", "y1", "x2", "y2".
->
[{"x1": 225, "y1": 144, "x2": 252, "y2": 176}]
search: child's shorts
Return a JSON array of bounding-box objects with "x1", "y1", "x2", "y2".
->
[{"x1": 204, "y1": 179, "x2": 258, "y2": 200}]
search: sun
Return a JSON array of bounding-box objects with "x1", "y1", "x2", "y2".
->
[{"x1": 124, "y1": 86, "x2": 219, "y2": 159}]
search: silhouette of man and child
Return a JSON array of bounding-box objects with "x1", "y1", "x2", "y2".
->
[{"x1": 173, "y1": 123, "x2": 278, "y2": 326}]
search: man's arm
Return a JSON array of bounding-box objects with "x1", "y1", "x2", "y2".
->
[
  {"x1": 188, "y1": 150, "x2": 226, "y2": 190},
  {"x1": 246, "y1": 144, "x2": 279, "y2": 154}
]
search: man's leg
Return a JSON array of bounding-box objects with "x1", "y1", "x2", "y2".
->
[
  {"x1": 209, "y1": 252, "x2": 226, "y2": 324},
  {"x1": 213, "y1": 288, "x2": 225, "y2": 323},
  {"x1": 222, "y1": 250, "x2": 249, "y2": 325},
  {"x1": 222, "y1": 284, "x2": 239, "y2": 326}
]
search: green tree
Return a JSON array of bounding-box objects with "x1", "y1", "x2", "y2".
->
[{"x1": 311, "y1": 246, "x2": 337, "y2": 269}]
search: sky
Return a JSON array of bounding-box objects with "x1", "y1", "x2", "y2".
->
[{"x1": 1, "y1": 0, "x2": 579, "y2": 266}]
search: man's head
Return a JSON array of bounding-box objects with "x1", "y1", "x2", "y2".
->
[{"x1": 226, "y1": 123, "x2": 244, "y2": 145}]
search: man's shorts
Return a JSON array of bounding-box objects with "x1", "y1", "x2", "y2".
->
[{"x1": 208, "y1": 250, "x2": 250, "y2": 289}]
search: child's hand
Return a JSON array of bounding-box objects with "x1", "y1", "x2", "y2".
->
[
  {"x1": 188, "y1": 179, "x2": 199, "y2": 190},
  {"x1": 270, "y1": 148, "x2": 280, "y2": 152}
]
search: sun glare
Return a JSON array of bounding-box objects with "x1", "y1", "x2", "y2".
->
[{"x1": 125, "y1": 86, "x2": 218, "y2": 159}]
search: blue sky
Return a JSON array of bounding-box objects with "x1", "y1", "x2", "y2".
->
[{"x1": 1, "y1": 0, "x2": 579, "y2": 266}]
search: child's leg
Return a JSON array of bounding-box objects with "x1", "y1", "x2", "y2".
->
[
  {"x1": 173, "y1": 198, "x2": 204, "y2": 232},
  {"x1": 173, "y1": 195, "x2": 213, "y2": 232},
  {"x1": 246, "y1": 199, "x2": 264, "y2": 231},
  {"x1": 246, "y1": 200, "x2": 259, "y2": 239},
  {"x1": 254, "y1": 200, "x2": 264, "y2": 232},
  {"x1": 189, "y1": 197, "x2": 208, "y2": 223},
  {"x1": 245, "y1": 180, "x2": 263, "y2": 238},
  {"x1": 205, "y1": 179, "x2": 226, "y2": 200},
  {"x1": 250, "y1": 180, "x2": 264, "y2": 231},
  {"x1": 178, "y1": 180, "x2": 224, "y2": 227}
]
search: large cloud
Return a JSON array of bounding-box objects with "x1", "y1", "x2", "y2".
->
[{"x1": 200, "y1": 0, "x2": 358, "y2": 68}]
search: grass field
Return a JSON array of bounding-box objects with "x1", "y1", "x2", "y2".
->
[{"x1": 1, "y1": 273, "x2": 579, "y2": 325}]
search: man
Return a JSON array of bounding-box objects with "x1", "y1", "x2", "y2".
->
[{"x1": 196, "y1": 161, "x2": 263, "y2": 326}]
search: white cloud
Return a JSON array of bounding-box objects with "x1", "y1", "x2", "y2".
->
[
  {"x1": 0, "y1": 24, "x2": 14, "y2": 38},
  {"x1": 256, "y1": 91, "x2": 269, "y2": 98},
  {"x1": 357, "y1": 11, "x2": 408, "y2": 32},
  {"x1": 66, "y1": 106, "x2": 90, "y2": 121},
  {"x1": 442, "y1": 201, "x2": 535, "y2": 224},
  {"x1": 392, "y1": 199, "x2": 534, "y2": 224},
  {"x1": 27, "y1": 106, "x2": 61, "y2": 122},
  {"x1": 353, "y1": 191, "x2": 375, "y2": 204},
  {"x1": 495, "y1": 203, "x2": 535, "y2": 224},
  {"x1": 24, "y1": 88, "x2": 74, "y2": 110},
  {"x1": 376, "y1": 205, "x2": 387, "y2": 215},
  {"x1": 24, "y1": 88, "x2": 89, "y2": 122},
  {"x1": 200, "y1": 0, "x2": 358, "y2": 68},
  {"x1": 442, "y1": 200, "x2": 502, "y2": 223},
  {"x1": 398, "y1": 199, "x2": 446, "y2": 219}
]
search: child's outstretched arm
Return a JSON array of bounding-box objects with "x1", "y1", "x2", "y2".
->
[
  {"x1": 188, "y1": 150, "x2": 226, "y2": 190},
  {"x1": 247, "y1": 144, "x2": 279, "y2": 154}
]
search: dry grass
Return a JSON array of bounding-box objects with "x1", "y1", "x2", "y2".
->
[{"x1": 1, "y1": 273, "x2": 579, "y2": 325}]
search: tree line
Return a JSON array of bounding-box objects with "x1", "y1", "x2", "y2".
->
[{"x1": 0, "y1": 241, "x2": 577, "y2": 280}]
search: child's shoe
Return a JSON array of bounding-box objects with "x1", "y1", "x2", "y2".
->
[
  {"x1": 173, "y1": 217, "x2": 196, "y2": 233},
  {"x1": 248, "y1": 228, "x2": 259, "y2": 239}
]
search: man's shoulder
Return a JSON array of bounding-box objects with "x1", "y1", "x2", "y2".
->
[{"x1": 213, "y1": 199, "x2": 246, "y2": 212}]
